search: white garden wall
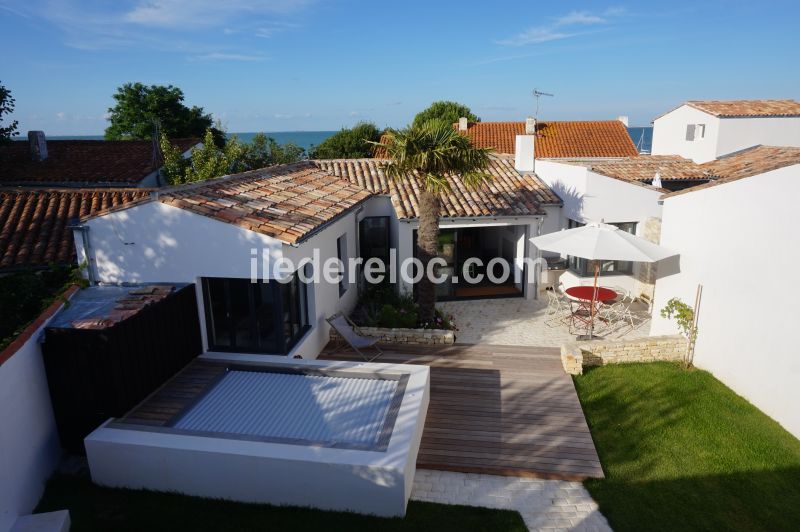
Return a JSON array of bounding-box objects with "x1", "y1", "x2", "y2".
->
[
  {"x1": 650, "y1": 164, "x2": 800, "y2": 438},
  {"x1": 0, "y1": 290, "x2": 75, "y2": 530}
]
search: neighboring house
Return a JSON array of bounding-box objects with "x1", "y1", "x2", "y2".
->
[
  {"x1": 0, "y1": 132, "x2": 199, "y2": 187},
  {"x1": 0, "y1": 188, "x2": 151, "y2": 273},
  {"x1": 0, "y1": 132, "x2": 199, "y2": 274},
  {"x1": 651, "y1": 99, "x2": 800, "y2": 163},
  {"x1": 453, "y1": 117, "x2": 639, "y2": 160},
  {"x1": 649, "y1": 145, "x2": 800, "y2": 439}
]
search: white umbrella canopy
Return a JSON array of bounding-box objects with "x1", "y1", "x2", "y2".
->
[
  {"x1": 531, "y1": 222, "x2": 677, "y2": 338},
  {"x1": 530, "y1": 222, "x2": 676, "y2": 263}
]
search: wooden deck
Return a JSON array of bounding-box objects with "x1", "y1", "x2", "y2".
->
[{"x1": 321, "y1": 343, "x2": 604, "y2": 480}]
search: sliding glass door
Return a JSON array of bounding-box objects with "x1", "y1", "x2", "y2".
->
[{"x1": 202, "y1": 275, "x2": 309, "y2": 355}]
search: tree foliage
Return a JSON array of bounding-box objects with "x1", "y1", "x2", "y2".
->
[
  {"x1": 0, "y1": 80, "x2": 19, "y2": 143},
  {"x1": 373, "y1": 120, "x2": 493, "y2": 321},
  {"x1": 160, "y1": 130, "x2": 306, "y2": 185},
  {"x1": 308, "y1": 122, "x2": 382, "y2": 159},
  {"x1": 105, "y1": 82, "x2": 220, "y2": 143},
  {"x1": 412, "y1": 101, "x2": 479, "y2": 129}
]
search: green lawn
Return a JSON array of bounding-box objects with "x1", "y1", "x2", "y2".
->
[
  {"x1": 35, "y1": 474, "x2": 526, "y2": 532},
  {"x1": 574, "y1": 362, "x2": 800, "y2": 531}
]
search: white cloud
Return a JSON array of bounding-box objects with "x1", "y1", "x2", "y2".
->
[
  {"x1": 4, "y1": 1, "x2": 309, "y2": 52},
  {"x1": 124, "y1": 0, "x2": 311, "y2": 29},
  {"x1": 56, "y1": 112, "x2": 66, "y2": 120},
  {"x1": 496, "y1": 7, "x2": 624, "y2": 46}
]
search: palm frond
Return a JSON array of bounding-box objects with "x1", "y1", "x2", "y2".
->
[{"x1": 376, "y1": 120, "x2": 494, "y2": 193}]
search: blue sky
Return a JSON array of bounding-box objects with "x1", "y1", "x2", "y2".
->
[{"x1": 1, "y1": 0, "x2": 798, "y2": 134}]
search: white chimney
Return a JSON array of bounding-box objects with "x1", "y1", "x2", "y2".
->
[
  {"x1": 457, "y1": 117, "x2": 469, "y2": 131},
  {"x1": 514, "y1": 134, "x2": 535, "y2": 173},
  {"x1": 28, "y1": 131, "x2": 48, "y2": 161},
  {"x1": 617, "y1": 115, "x2": 629, "y2": 127},
  {"x1": 525, "y1": 117, "x2": 537, "y2": 134}
]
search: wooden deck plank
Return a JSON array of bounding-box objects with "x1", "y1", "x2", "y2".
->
[{"x1": 322, "y1": 342, "x2": 604, "y2": 480}]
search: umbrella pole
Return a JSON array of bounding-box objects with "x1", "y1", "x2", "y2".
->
[{"x1": 590, "y1": 262, "x2": 599, "y2": 338}]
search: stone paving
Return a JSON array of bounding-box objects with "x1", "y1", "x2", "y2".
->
[
  {"x1": 439, "y1": 296, "x2": 651, "y2": 347},
  {"x1": 411, "y1": 469, "x2": 612, "y2": 531}
]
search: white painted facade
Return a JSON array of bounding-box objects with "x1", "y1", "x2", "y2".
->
[
  {"x1": 652, "y1": 104, "x2": 800, "y2": 163},
  {"x1": 85, "y1": 353, "x2": 429, "y2": 517},
  {"x1": 76, "y1": 199, "x2": 363, "y2": 359},
  {"x1": 534, "y1": 160, "x2": 665, "y2": 290},
  {"x1": 650, "y1": 164, "x2": 800, "y2": 438},
  {"x1": 0, "y1": 307, "x2": 67, "y2": 531}
]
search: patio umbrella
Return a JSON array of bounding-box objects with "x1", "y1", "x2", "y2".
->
[{"x1": 530, "y1": 222, "x2": 677, "y2": 338}]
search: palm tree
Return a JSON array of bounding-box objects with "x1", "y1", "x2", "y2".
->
[{"x1": 373, "y1": 120, "x2": 493, "y2": 322}]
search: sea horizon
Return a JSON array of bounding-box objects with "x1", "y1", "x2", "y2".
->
[{"x1": 11, "y1": 127, "x2": 655, "y2": 153}]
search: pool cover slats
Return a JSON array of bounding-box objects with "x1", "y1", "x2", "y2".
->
[{"x1": 171, "y1": 370, "x2": 399, "y2": 449}]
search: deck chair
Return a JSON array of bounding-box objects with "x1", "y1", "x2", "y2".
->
[{"x1": 326, "y1": 313, "x2": 383, "y2": 362}]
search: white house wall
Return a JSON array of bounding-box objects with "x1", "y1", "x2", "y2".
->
[
  {"x1": 650, "y1": 164, "x2": 800, "y2": 438},
  {"x1": 652, "y1": 105, "x2": 721, "y2": 162},
  {"x1": 79, "y1": 199, "x2": 374, "y2": 360},
  {"x1": 715, "y1": 116, "x2": 800, "y2": 159},
  {"x1": 535, "y1": 160, "x2": 663, "y2": 224}
]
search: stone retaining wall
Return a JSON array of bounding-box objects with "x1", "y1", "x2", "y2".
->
[
  {"x1": 330, "y1": 326, "x2": 455, "y2": 345},
  {"x1": 561, "y1": 334, "x2": 687, "y2": 375}
]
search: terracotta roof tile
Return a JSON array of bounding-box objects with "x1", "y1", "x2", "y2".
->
[
  {"x1": 314, "y1": 156, "x2": 560, "y2": 219},
  {"x1": 154, "y1": 160, "x2": 372, "y2": 244},
  {"x1": 0, "y1": 188, "x2": 152, "y2": 271},
  {"x1": 665, "y1": 145, "x2": 800, "y2": 198},
  {"x1": 0, "y1": 138, "x2": 199, "y2": 186},
  {"x1": 453, "y1": 120, "x2": 638, "y2": 158},
  {"x1": 568, "y1": 155, "x2": 709, "y2": 183},
  {"x1": 686, "y1": 99, "x2": 800, "y2": 118}
]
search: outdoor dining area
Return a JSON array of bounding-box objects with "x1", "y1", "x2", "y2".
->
[
  {"x1": 544, "y1": 282, "x2": 649, "y2": 338},
  {"x1": 532, "y1": 222, "x2": 677, "y2": 341}
]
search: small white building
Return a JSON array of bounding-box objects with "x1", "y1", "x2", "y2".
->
[
  {"x1": 650, "y1": 145, "x2": 800, "y2": 438},
  {"x1": 651, "y1": 99, "x2": 800, "y2": 163},
  {"x1": 533, "y1": 158, "x2": 668, "y2": 295}
]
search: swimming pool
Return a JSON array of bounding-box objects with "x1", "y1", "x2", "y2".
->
[{"x1": 85, "y1": 353, "x2": 429, "y2": 517}]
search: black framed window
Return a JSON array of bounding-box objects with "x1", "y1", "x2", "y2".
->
[
  {"x1": 567, "y1": 220, "x2": 637, "y2": 276},
  {"x1": 202, "y1": 274, "x2": 309, "y2": 355},
  {"x1": 359, "y1": 216, "x2": 390, "y2": 266},
  {"x1": 336, "y1": 234, "x2": 348, "y2": 297}
]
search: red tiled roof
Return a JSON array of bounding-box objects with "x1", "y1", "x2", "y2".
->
[
  {"x1": 315, "y1": 156, "x2": 560, "y2": 219},
  {"x1": 0, "y1": 188, "x2": 152, "y2": 271},
  {"x1": 686, "y1": 99, "x2": 800, "y2": 118},
  {"x1": 0, "y1": 138, "x2": 199, "y2": 186},
  {"x1": 665, "y1": 145, "x2": 800, "y2": 198},
  {"x1": 455, "y1": 120, "x2": 638, "y2": 158},
  {"x1": 154, "y1": 161, "x2": 372, "y2": 244}
]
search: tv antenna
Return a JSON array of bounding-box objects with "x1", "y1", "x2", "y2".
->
[{"x1": 532, "y1": 88, "x2": 554, "y2": 120}]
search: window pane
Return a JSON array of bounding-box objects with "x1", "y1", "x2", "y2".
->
[
  {"x1": 205, "y1": 278, "x2": 231, "y2": 348},
  {"x1": 337, "y1": 235, "x2": 348, "y2": 296},
  {"x1": 253, "y1": 282, "x2": 278, "y2": 352},
  {"x1": 228, "y1": 279, "x2": 253, "y2": 349}
]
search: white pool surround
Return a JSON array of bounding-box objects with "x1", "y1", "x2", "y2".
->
[{"x1": 85, "y1": 353, "x2": 430, "y2": 517}]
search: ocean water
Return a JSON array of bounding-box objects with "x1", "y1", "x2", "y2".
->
[
  {"x1": 13, "y1": 131, "x2": 337, "y2": 152},
  {"x1": 627, "y1": 126, "x2": 653, "y2": 154},
  {"x1": 15, "y1": 127, "x2": 653, "y2": 154}
]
